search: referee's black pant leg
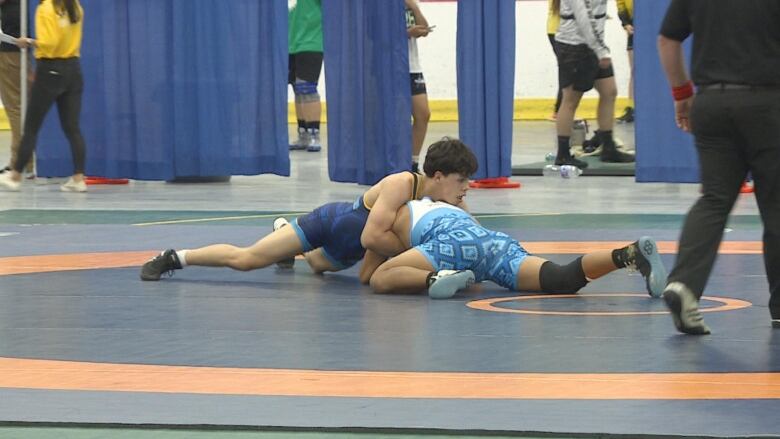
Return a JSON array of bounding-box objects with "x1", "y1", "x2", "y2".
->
[
  {"x1": 738, "y1": 89, "x2": 780, "y2": 319},
  {"x1": 668, "y1": 93, "x2": 747, "y2": 298}
]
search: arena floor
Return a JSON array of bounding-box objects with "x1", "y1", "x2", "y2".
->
[{"x1": 1, "y1": 123, "x2": 777, "y2": 439}]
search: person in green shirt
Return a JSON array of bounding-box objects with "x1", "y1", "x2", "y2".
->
[{"x1": 288, "y1": 0, "x2": 323, "y2": 152}]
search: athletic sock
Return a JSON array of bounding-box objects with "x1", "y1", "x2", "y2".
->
[
  {"x1": 308, "y1": 121, "x2": 320, "y2": 131},
  {"x1": 176, "y1": 250, "x2": 189, "y2": 267},
  {"x1": 557, "y1": 136, "x2": 571, "y2": 158},
  {"x1": 611, "y1": 241, "x2": 638, "y2": 268}
]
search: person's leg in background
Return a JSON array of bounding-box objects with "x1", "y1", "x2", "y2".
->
[
  {"x1": 292, "y1": 51, "x2": 323, "y2": 152},
  {"x1": 617, "y1": 34, "x2": 635, "y2": 123},
  {"x1": 410, "y1": 73, "x2": 430, "y2": 172},
  {"x1": 0, "y1": 61, "x2": 61, "y2": 191},
  {"x1": 555, "y1": 85, "x2": 588, "y2": 168},
  {"x1": 547, "y1": 34, "x2": 562, "y2": 121},
  {"x1": 554, "y1": 43, "x2": 595, "y2": 169},
  {"x1": 663, "y1": 92, "x2": 747, "y2": 334},
  {"x1": 593, "y1": 73, "x2": 634, "y2": 163},
  {"x1": 288, "y1": 54, "x2": 310, "y2": 150},
  {"x1": 54, "y1": 61, "x2": 86, "y2": 190},
  {"x1": 0, "y1": 51, "x2": 34, "y2": 176}
]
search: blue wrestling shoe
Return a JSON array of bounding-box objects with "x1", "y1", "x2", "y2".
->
[
  {"x1": 426, "y1": 269, "x2": 475, "y2": 299},
  {"x1": 630, "y1": 236, "x2": 667, "y2": 298}
]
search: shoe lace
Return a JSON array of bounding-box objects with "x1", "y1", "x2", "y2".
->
[{"x1": 624, "y1": 245, "x2": 638, "y2": 274}]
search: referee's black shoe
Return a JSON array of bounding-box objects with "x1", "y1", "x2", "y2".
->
[
  {"x1": 662, "y1": 282, "x2": 711, "y2": 335},
  {"x1": 140, "y1": 249, "x2": 183, "y2": 281}
]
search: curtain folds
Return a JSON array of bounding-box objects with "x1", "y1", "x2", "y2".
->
[
  {"x1": 33, "y1": 0, "x2": 289, "y2": 179},
  {"x1": 634, "y1": 0, "x2": 698, "y2": 183},
  {"x1": 322, "y1": 0, "x2": 410, "y2": 185},
  {"x1": 456, "y1": 0, "x2": 516, "y2": 180}
]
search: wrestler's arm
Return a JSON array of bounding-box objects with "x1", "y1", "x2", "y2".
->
[
  {"x1": 360, "y1": 174, "x2": 409, "y2": 258},
  {"x1": 358, "y1": 249, "x2": 387, "y2": 285}
]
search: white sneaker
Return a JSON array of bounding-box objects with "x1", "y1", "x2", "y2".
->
[
  {"x1": 0, "y1": 171, "x2": 21, "y2": 191},
  {"x1": 60, "y1": 178, "x2": 87, "y2": 192},
  {"x1": 273, "y1": 217, "x2": 295, "y2": 269},
  {"x1": 662, "y1": 282, "x2": 711, "y2": 335},
  {"x1": 427, "y1": 269, "x2": 475, "y2": 299}
]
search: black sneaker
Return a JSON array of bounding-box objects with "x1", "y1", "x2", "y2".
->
[
  {"x1": 426, "y1": 269, "x2": 475, "y2": 299},
  {"x1": 273, "y1": 217, "x2": 295, "y2": 269},
  {"x1": 662, "y1": 282, "x2": 711, "y2": 335},
  {"x1": 626, "y1": 237, "x2": 667, "y2": 298},
  {"x1": 600, "y1": 140, "x2": 635, "y2": 163},
  {"x1": 555, "y1": 155, "x2": 589, "y2": 169},
  {"x1": 617, "y1": 106, "x2": 634, "y2": 123},
  {"x1": 581, "y1": 131, "x2": 602, "y2": 154},
  {"x1": 140, "y1": 249, "x2": 182, "y2": 281},
  {"x1": 772, "y1": 319, "x2": 780, "y2": 329}
]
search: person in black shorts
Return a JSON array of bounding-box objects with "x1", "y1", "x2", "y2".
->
[
  {"x1": 658, "y1": 0, "x2": 780, "y2": 334},
  {"x1": 288, "y1": 0, "x2": 324, "y2": 152},
  {"x1": 551, "y1": 0, "x2": 634, "y2": 168}
]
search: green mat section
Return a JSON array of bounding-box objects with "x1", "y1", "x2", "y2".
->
[
  {"x1": 0, "y1": 209, "x2": 762, "y2": 231},
  {"x1": 512, "y1": 156, "x2": 635, "y2": 176},
  {"x1": 0, "y1": 427, "x2": 575, "y2": 439}
]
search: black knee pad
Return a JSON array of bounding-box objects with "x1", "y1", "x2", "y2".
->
[{"x1": 539, "y1": 257, "x2": 588, "y2": 294}]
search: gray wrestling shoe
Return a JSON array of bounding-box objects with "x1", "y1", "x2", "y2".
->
[
  {"x1": 663, "y1": 282, "x2": 711, "y2": 335},
  {"x1": 289, "y1": 127, "x2": 310, "y2": 150},
  {"x1": 426, "y1": 269, "x2": 475, "y2": 299},
  {"x1": 273, "y1": 217, "x2": 295, "y2": 269},
  {"x1": 627, "y1": 236, "x2": 668, "y2": 298}
]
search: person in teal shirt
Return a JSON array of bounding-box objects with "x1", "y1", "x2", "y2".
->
[{"x1": 288, "y1": 0, "x2": 323, "y2": 152}]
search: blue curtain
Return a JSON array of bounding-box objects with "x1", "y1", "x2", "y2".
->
[
  {"x1": 322, "y1": 0, "x2": 411, "y2": 185},
  {"x1": 635, "y1": 0, "x2": 697, "y2": 183},
  {"x1": 456, "y1": 0, "x2": 515, "y2": 180},
  {"x1": 33, "y1": 0, "x2": 289, "y2": 180}
]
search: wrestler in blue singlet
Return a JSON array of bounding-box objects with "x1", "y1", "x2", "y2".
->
[
  {"x1": 408, "y1": 198, "x2": 529, "y2": 290},
  {"x1": 290, "y1": 171, "x2": 426, "y2": 270}
]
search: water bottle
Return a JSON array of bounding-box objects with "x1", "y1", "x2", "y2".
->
[
  {"x1": 544, "y1": 152, "x2": 556, "y2": 162},
  {"x1": 542, "y1": 164, "x2": 582, "y2": 179}
]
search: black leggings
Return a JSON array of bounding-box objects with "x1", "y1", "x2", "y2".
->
[{"x1": 14, "y1": 58, "x2": 86, "y2": 174}]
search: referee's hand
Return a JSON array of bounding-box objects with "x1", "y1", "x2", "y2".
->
[{"x1": 674, "y1": 97, "x2": 694, "y2": 133}]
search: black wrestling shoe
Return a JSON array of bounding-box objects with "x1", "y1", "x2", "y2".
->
[
  {"x1": 140, "y1": 249, "x2": 182, "y2": 281},
  {"x1": 273, "y1": 217, "x2": 295, "y2": 269}
]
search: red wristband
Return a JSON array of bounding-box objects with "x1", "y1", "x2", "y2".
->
[{"x1": 672, "y1": 81, "x2": 694, "y2": 101}]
